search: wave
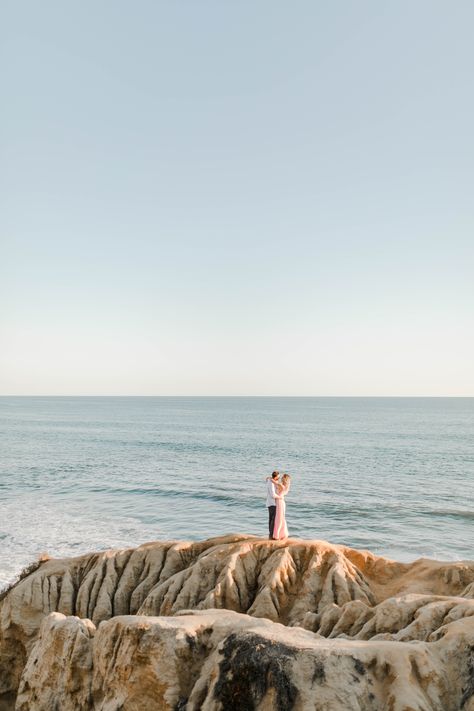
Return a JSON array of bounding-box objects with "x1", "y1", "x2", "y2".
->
[
  {"x1": 414, "y1": 508, "x2": 474, "y2": 522},
  {"x1": 81, "y1": 486, "x2": 474, "y2": 524},
  {"x1": 87, "y1": 484, "x2": 263, "y2": 510},
  {"x1": 84, "y1": 438, "x2": 242, "y2": 456}
]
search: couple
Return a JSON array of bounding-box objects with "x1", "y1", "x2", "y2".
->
[{"x1": 266, "y1": 471, "x2": 291, "y2": 540}]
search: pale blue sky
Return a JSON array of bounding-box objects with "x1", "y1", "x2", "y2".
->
[{"x1": 1, "y1": 1, "x2": 473, "y2": 395}]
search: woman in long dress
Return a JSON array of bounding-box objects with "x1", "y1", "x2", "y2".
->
[{"x1": 272, "y1": 474, "x2": 291, "y2": 540}]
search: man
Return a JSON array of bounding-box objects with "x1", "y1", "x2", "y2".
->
[{"x1": 266, "y1": 471, "x2": 279, "y2": 539}]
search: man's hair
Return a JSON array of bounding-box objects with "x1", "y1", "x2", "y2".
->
[{"x1": 271, "y1": 471, "x2": 279, "y2": 479}]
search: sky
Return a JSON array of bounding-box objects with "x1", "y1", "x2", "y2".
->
[{"x1": 1, "y1": 1, "x2": 473, "y2": 396}]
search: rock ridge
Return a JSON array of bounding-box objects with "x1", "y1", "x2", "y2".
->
[{"x1": 1, "y1": 534, "x2": 474, "y2": 710}]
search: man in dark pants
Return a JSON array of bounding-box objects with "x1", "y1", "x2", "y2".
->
[{"x1": 266, "y1": 471, "x2": 279, "y2": 539}]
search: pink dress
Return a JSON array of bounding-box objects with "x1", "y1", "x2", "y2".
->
[{"x1": 273, "y1": 485, "x2": 289, "y2": 539}]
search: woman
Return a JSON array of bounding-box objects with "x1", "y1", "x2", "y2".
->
[{"x1": 272, "y1": 473, "x2": 291, "y2": 540}]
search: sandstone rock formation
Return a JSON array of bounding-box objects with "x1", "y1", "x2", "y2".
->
[{"x1": 1, "y1": 534, "x2": 474, "y2": 710}]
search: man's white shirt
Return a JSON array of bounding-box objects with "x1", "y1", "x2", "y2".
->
[{"x1": 266, "y1": 479, "x2": 277, "y2": 507}]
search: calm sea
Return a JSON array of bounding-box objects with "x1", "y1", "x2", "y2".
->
[{"x1": 0, "y1": 397, "x2": 473, "y2": 588}]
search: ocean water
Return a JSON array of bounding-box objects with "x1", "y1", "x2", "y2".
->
[{"x1": 0, "y1": 396, "x2": 473, "y2": 588}]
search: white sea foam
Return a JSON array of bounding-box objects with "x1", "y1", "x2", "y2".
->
[{"x1": 0, "y1": 494, "x2": 164, "y2": 589}]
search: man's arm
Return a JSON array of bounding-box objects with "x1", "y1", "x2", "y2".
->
[
  {"x1": 270, "y1": 481, "x2": 282, "y2": 499},
  {"x1": 267, "y1": 480, "x2": 277, "y2": 500}
]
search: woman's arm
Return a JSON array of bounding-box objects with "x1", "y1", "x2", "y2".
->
[
  {"x1": 273, "y1": 484, "x2": 284, "y2": 499},
  {"x1": 275, "y1": 485, "x2": 289, "y2": 498}
]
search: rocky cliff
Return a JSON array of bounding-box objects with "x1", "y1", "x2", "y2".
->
[{"x1": 1, "y1": 534, "x2": 474, "y2": 710}]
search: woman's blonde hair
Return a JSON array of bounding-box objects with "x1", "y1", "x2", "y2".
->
[{"x1": 281, "y1": 473, "x2": 291, "y2": 485}]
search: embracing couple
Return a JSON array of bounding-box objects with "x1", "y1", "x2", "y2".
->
[{"x1": 266, "y1": 471, "x2": 291, "y2": 540}]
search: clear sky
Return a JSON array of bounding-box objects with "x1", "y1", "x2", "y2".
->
[{"x1": 1, "y1": 1, "x2": 473, "y2": 395}]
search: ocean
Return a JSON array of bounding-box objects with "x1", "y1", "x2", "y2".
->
[{"x1": 0, "y1": 396, "x2": 473, "y2": 588}]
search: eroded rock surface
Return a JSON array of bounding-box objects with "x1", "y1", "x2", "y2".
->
[
  {"x1": 15, "y1": 610, "x2": 474, "y2": 711},
  {"x1": 1, "y1": 534, "x2": 474, "y2": 710}
]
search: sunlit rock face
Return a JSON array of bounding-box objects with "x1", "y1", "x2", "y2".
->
[{"x1": 2, "y1": 534, "x2": 474, "y2": 710}]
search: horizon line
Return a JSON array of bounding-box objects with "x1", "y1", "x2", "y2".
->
[{"x1": 1, "y1": 394, "x2": 473, "y2": 399}]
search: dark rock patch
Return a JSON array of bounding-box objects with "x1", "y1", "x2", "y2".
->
[
  {"x1": 312, "y1": 660, "x2": 326, "y2": 684},
  {"x1": 214, "y1": 632, "x2": 298, "y2": 711},
  {"x1": 353, "y1": 657, "x2": 366, "y2": 675}
]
